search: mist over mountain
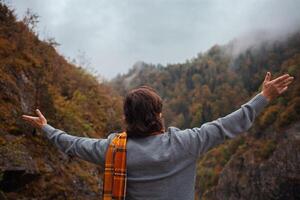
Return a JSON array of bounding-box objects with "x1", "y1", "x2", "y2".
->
[{"x1": 225, "y1": 27, "x2": 300, "y2": 58}]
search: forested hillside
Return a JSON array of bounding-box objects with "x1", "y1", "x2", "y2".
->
[
  {"x1": 112, "y1": 31, "x2": 300, "y2": 198},
  {"x1": 0, "y1": 3, "x2": 122, "y2": 199}
]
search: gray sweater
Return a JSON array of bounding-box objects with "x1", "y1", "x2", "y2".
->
[{"x1": 42, "y1": 93, "x2": 269, "y2": 200}]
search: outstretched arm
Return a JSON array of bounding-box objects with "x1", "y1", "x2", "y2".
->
[
  {"x1": 22, "y1": 110, "x2": 112, "y2": 166},
  {"x1": 176, "y1": 72, "x2": 294, "y2": 157}
]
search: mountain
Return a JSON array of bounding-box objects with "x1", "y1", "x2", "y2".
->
[
  {"x1": 0, "y1": 3, "x2": 123, "y2": 199},
  {"x1": 111, "y1": 31, "x2": 300, "y2": 199}
]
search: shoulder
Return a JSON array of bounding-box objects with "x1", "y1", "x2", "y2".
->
[
  {"x1": 166, "y1": 126, "x2": 181, "y2": 134},
  {"x1": 166, "y1": 126, "x2": 197, "y2": 135},
  {"x1": 166, "y1": 126, "x2": 194, "y2": 142}
]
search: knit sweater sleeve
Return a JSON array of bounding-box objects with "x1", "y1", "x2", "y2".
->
[
  {"x1": 41, "y1": 125, "x2": 115, "y2": 166},
  {"x1": 173, "y1": 92, "x2": 269, "y2": 158}
]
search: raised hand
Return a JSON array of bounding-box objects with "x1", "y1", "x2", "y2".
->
[
  {"x1": 22, "y1": 109, "x2": 47, "y2": 129},
  {"x1": 261, "y1": 72, "x2": 294, "y2": 102}
]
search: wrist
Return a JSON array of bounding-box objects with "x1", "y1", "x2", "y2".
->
[
  {"x1": 261, "y1": 91, "x2": 271, "y2": 102},
  {"x1": 39, "y1": 123, "x2": 47, "y2": 129},
  {"x1": 41, "y1": 124, "x2": 55, "y2": 135}
]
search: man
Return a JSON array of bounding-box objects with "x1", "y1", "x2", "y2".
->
[{"x1": 22, "y1": 72, "x2": 294, "y2": 200}]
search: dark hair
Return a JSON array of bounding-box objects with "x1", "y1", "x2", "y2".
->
[{"x1": 123, "y1": 86, "x2": 164, "y2": 137}]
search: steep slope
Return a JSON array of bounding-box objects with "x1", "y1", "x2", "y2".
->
[
  {"x1": 111, "y1": 31, "x2": 300, "y2": 199},
  {"x1": 0, "y1": 4, "x2": 123, "y2": 199}
]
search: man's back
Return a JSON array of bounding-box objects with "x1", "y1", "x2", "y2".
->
[{"x1": 126, "y1": 128, "x2": 197, "y2": 200}]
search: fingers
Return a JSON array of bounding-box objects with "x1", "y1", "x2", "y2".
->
[
  {"x1": 36, "y1": 109, "x2": 45, "y2": 119},
  {"x1": 279, "y1": 77, "x2": 294, "y2": 87},
  {"x1": 22, "y1": 115, "x2": 40, "y2": 128},
  {"x1": 22, "y1": 115, "x2": 37, "y2": 125},
  {"x1": 272, "y1": 74, "x2": 290, "y2": 84},
  {"x1": 22, "y1": 109, "x2": 47, "y2": 128},
  {"x1": 264, "y1": 72, "x2": 271, "y2": 82},
  {"x1": 22, "y1": 115, "x2": 37, "y2": 121},
  {"x1": 279, "y1": 86, "x2": 288, "y2": 94}
]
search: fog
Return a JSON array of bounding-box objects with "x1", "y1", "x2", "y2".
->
[{"x1": 8, "y1": 0, "x2": 300, "y2": 78}]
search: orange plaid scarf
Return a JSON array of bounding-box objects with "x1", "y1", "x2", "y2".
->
[{"x1": 103, "y1": 132, "x2": 127, "y2": 200}]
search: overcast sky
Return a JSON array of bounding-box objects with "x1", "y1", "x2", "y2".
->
[{"x1": 8, "y1": 0, "x2": 300, "y2": 79}]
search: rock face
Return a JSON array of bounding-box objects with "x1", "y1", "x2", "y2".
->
[
  {"x1": 204, "y1": 122, "x2": 300, "y2": 200},
  {"x1": 0, "y1": 132, "x2": 104, "y2": 199},
  {"x1": 0, "y1": 136, "x2": 39, "y2": 192},
  {"x1": 0, "y1": 169, "x2": 40, "y2": 192}
]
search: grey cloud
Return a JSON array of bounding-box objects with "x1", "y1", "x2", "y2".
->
[{"x1": 9, "y1": 0, "x2": 300, "y2": 78}]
